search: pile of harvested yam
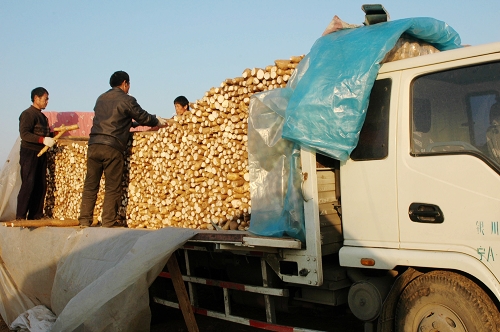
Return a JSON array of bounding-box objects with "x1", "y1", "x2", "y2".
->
[{"x1": 45, "y1": 55, "x2": 304, "y2": 230}]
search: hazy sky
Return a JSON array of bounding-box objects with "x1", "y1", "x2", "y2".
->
[{"x1": 1, "y1": 1, "x2": 500, "y2": 166}]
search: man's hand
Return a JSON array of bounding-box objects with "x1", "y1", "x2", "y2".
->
[
  {"x1": 156, "y1": 116, "x2": 168, "y2": 127},
  {"x1": 43, "y1": 137, "x2": 55, "y2": 147}
]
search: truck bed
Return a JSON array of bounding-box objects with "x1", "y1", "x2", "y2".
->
[{"x1": 186, "y1": 151, "x2": 342, "y2": 257}]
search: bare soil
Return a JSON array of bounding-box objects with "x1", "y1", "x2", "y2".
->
[
  {"x1": 0, "y1": 315, "x2": 9, "y2": 332},
  {"x1": 151, "y1": 305, "x2": 364, "y2": 331},
  {"x1": 0, "y1": 306, "x2": 363, "y2": 332}
]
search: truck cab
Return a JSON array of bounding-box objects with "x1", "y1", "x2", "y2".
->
[
  {"x1": 342, "y1": 41, "x2": 500, "y2": 283},
  {"x1": 340, "y1": 41, "x2": 500, "y2": 330}
]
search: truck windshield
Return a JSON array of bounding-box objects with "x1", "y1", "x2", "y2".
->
[{"x1": 411, "y1": 61, "x2": 500, "y2": 169}]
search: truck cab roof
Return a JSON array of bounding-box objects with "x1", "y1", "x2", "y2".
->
[{"x1": 379, "y1": 41, "x2": 500, "y2": 74}]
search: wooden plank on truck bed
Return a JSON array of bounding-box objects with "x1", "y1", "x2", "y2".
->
[
  {"x1": 243, "y1": 235, "x2": 302, "y2": 249},
  {"x1": 2, "y1": 218, "x2": 80, "y2": 228},
  {"x1": 188, "y1": 230, "x2": 302, "y2": 249},
  {"x1": 189, "y1": 230, "x2": 246, "y2": 243}
]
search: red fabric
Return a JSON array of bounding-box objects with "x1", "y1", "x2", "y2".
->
[
  {"x1": 42, "y1": 111, "x2": 157, "y2": 137},
  {"x1": 130, "y1": 125, "x2": 159, "y2": 132},
  {"x1": 43, "y1": 111, "x2": 93, "y2": 137}
]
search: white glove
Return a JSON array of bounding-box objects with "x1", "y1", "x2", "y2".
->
[
  {"x1": 43, "y1": 137, "x2": 55, "y2": 147},
  {"x1": 156, "y1": 116, "x2": 168, "y2": 127}
]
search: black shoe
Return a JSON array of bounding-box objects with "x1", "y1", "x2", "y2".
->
[
  {"x1": 102, "y1": 221, "x2": 127, "y2": 228},
  {"x1": 79, "y1": 221, "x2": 99, "y2": 227}
]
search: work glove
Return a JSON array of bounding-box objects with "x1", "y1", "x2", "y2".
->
[
  {"x1": 43, "y1": 137, "x2": 55, "y2": 147},
  {"x1": 156, "y1": 116, "x2": 168, "y2": 127}
]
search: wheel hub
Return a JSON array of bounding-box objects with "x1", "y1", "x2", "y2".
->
[{"x1": 417, "y1": 305, "x2": 467, "y2": 332}]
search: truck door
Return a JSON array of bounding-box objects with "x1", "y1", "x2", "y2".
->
[
  {"x1": 397, "y1": 58, "x2": 500, "y2": 276},
  {"x1": 342, "y1": 74, "x2": 400, "y2": 248}
]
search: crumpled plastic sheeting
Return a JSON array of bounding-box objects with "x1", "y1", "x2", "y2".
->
[
  {"x1": 0, "y1": 226, "x2": 197, "y2": 331},
  {"x1": 51, "y1": 227, "x2": 196, "y2": 332},
  {"x1": 10, "y1": 305, "x2": 56, "y2": 332},
  {"x1": 0, "y1": 137, "x2": 21, "y2": 221},
  {"x1": 0, "y1": 254, "x2": 36, "y2": 327},
  {"x1": 248, "y1": 59, "x2": 309, "y2": 241},
  {"x1": 282, "y1": 17, "x2": 462, "y2": 161}
]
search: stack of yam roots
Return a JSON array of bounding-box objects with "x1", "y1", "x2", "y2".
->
[
  {"x1": 44, "y1": 35, "x2": 438, "y2": 231},
  {"x1": 45, "y1": 56, "x2": 304, "y2": 230}
]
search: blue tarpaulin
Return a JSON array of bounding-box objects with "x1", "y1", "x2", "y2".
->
[
  {"x1": 283, "y1": 17, "x2": 461, "y2": 161},
  {"x1": 248, "y1": 17, "x2": 462, "y2": 241}
]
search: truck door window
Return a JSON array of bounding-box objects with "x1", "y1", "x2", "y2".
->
[
  {"x1": 411, "y1": 61, "x2": 500, "y2": 169},
  {"x1": 351, "y1": 78, "x2": 391, "y2": 161},
  {"x1": 470, "y1": 92, "x2": 498, "y2": 146}
]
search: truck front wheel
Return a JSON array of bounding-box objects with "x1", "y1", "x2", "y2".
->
[{"x1": 395, "y1": 270, "x2": 500, "y2": 332}]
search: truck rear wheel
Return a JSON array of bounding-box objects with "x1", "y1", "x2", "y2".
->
[{"x1": 395, "y1": 270, "x2": 500, "y2": 332}]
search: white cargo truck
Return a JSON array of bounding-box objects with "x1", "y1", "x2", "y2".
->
[{"x1": 152, "y1": 36, "x2": 500, "y2": 332}]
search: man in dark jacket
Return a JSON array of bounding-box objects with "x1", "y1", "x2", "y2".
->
[
  {"x1": 78, "y1": 71, "x2": 167, "y2": 227},
  {"x1": 16, "y1": 87, "x2": 55, "y2": 220}
]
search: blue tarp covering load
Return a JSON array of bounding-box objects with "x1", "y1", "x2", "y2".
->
[
  {"x1": 284, "y1": 17, "x2": 461, "y2": 161},
  {"x1": 248, "y1": 17, "x2": 462, "y2": 241}
]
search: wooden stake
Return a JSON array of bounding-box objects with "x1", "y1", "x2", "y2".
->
[{"x1": 167, "y1": 253, "x2": 199, "y2": 332}]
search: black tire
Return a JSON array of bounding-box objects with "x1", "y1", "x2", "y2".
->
[{"x1": 395, "y1": 270, "x2": 500, "y2": 332}]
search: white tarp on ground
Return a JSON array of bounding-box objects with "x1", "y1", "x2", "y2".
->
[{"x1": 0, "y1": 225, "x2": 197, "y2": 331}]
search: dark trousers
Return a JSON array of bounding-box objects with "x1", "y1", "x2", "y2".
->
[
  {"x1": 79, "y1": 144, "x2": 124, "y2": 227},
  {"x1": 16, "y1": 147, "x2": 47, "y2": 220}
]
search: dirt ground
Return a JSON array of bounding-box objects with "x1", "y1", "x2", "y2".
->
[
  {"x1": 0, "y1": 316, "x2": 9, "y2": 332},
  {"x1": 151, "y1": 305, "x2": 364, "y2": 332},
  {"x1": 0, "y1": 307, "x2": 363, "y2": 332}
]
